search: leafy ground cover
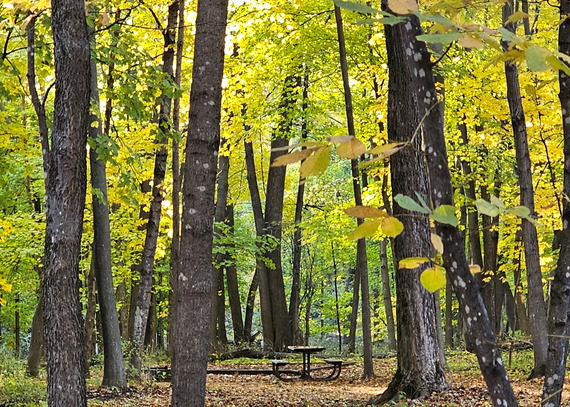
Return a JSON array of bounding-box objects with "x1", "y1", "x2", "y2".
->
[{"x1": 83, "y1": 349, "x2": 570, "y2": 406}]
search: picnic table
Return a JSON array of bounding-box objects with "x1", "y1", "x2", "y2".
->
[{"x1": 271, "y1": 346, "x2": 344, "y2": 381}]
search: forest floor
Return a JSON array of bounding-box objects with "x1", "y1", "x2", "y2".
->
[{"x1": 86, "y1": 350, "x2": 570, "y2": 406}]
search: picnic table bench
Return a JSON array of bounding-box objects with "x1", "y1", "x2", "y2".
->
[{"x1": 271, "y1": 346, "x2": 348, "y2": 381}]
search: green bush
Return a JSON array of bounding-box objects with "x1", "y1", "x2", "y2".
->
[{"x1": 0, "y1": 351, "x2": 47, "y2": 406}]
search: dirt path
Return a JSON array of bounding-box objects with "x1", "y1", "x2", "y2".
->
[{"x1": 87, "y1": 354, "x2": 570, "y2": 406}]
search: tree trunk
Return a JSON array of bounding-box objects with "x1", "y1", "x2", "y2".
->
[
  {"x1": 41, "y1": 0, "x2": 91, "y2": 402},
  {"x1": 379, "y1": 238, "x2": 396, "y2": 351},
  {"x1": 244, "y1": 270, "x2": 259, "y2": 343},
  {"x1": 541, "y1": 6, "x2": 570, "y2": 405},
  {"x1": 445, "y1": 278, "x2": 454, "y2": 348},
  {"x1": 502, "y1": 3, "x2": 548, "y2": 378},
  {"x1": 263, "y1": 73, "x2": 301, "y2": 350},
  {"x1": 334, "y1": 4, "x2": 374, "y2": 378},
  {"x1": 130, "y1": 2, "x2": 178, "y2": 374},
  {"x1": 371, "y1": 15, "x2": 448, "y2": 403},
  {"x1": 84, "y1": 254, "x2": 97, "y2": 375},
  {"x1": 225, "y1": 204, "x2": 245, "y2": 344},
  {"x1": 210, "y1": 139, "x2": 230, "y2": 352},
  {"x1": 88, "y1": 31, "x2": 126, "y2": 387},
  {"x1": 26, "y1": 293, "x2": 43, "y2": 376},
  {"x1": 377, "y1": 10, "x2": 518, "y2": 406},
  {"x1": 243, "y1": 139, "x2": 274, "y2": 348},
  {"x1": 347, "y1": 267, "x2": 360, "y2": 354},
  {"x1": 171, "y1": 0, "x2": 228, "y2": 404},
  {"x1": 169, "y1": 0, "x2": 185, "y2": 357},
  {"x1": 289, "y1": 72, "x2": 309, "y2": 346}
]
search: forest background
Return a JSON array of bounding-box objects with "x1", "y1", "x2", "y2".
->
[{"x1": 0, "y1": 0, "x2": 569, "y2": 405}]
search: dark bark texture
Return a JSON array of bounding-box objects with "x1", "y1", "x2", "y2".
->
[
  {"x1": 371, "y1": 14, "x2": 447, "y2": 404},
  {"x1": 541, "y1": 4, "x2": 570, "y2": 405},
  {"x1": 383, "y1": 12, "x2": 518, "y2": 407},
  {"x1": 171, "y1": 0, "x2": 228, "y2": 405},
  {"x1": 42, "y1": 0, "x2": 91, "y2": 404}
]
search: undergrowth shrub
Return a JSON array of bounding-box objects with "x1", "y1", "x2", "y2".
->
[{"x1": 0, "y1": 351, "x2": 46, "y2": 406}]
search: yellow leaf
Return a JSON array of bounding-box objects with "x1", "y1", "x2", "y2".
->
[
  {"x1": 0, "y1": 297, "x2": 5, "y2": 306},
  {"x1": 0, "y1": 278, "x2": 11, "y2": 293},
  {"x1": 336, "y1": 137, "x2": 366, "y2": 160},
  {"x1": 431, "y1": 233, "x2": 444, "y2": 254},
  {"x1": 469, "y1": 264, "x2": 482, "y2": 274},
  {"x1": 387, "y1": 0, "x2": 418, "y2": 14},
  {"x1": 369, "y1": 142, "x2": 405, "y2": 155},
  {"x1": 348, "y1": 219, "x2": 382, "y2": 240},
  {"x1": 344, "y1": 206, "x2": 389, "y2": 219},
  {"x1": 458, "y1": 34, "x2": 484, "y2": 49},
  {"x1": 381, "y1": 216, "x2": 404, "y2": 238},
  {"x1": 421, "y1": 266, "x2": 446, "y2": 292},
  {"x1": 272, "y1": 148, "x2": 317, "y2": 167},
  {"x1": 505, "y1": 10, "x2": 529, "y2": 25},
  {"x1": 300, "y1": 146, "x2": 330, "y2": 179},
  {"x1": 399, "y1": 257, "x2": 430, "y2": 269}
]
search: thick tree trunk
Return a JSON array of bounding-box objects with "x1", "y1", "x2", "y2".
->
[
  {"x1": 347, "y1": 267, "x2": 360, "y2": 353},
  {"x1": 371, "y1": 15, "x2": 448, "y2": 403},
  {"x1": 171, "y1": 0, "x2": 228, "y2": 404},
  {"x1": 88, "y1": 33, "x2": 126, "y2": 387},
  {"x1": 131, "y1": 2, "x2": 178, "y2": 374},
  {"x1": 541, "y1": 6, "x2": 570, "y2": 405},
  {"x1": 502, "y1": 3, "x2": 548, "y2": 377},
  {"x1": 378, "y1": 11, "x2": 518, "y2": 406},
  {"x1": 334, "y1": 4, "x2": 374, "y2": 378},
  {"x1": 42, "y1": 0, "x2": 91, "y2": 403}
]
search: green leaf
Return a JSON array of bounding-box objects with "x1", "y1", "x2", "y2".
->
[
  {"x1": 414, "y1": 192, "x2": 431, "y2": 213},
  {"x1": 475, "y1": 199, "x2": 500, "y2": 217},
  {"x1": 333, "y1": 0, "x2": 378, "y2": 14},
  {"x1": 420, "y1": 266, "x2": 446, "y2": 292},
  {"x1": 381, "y1": 216, "x2": 404, "y2": 237},
  {"x1": 344, "y1": 206, "x2": 389, "y2": 219},
  {"x1": 498, "y1": 27, "x2": 522, "y2": 46},
  {"x1": 490, "y1": 195, "x2": 506, "y2": 209},
  {"x1": 430, "y1": 205, "x2": 458, "y2": 226},
  {"x1": 348, "y1": 219, "x2": 382, "y2": 240},
  {"x1": 547, "y1": 55, "x2": 570, "y2": 77},
  {"x1": 356, "y1": 16, "x2": 405, "y2": 26},
  {"x1": 394, "y1": 194, "x2": 431, "y2": 214},
  {"x1": 412, "y1": 11, "x2": 458, "y2": 28},
  {"x1": 399, "y1": 257, "x2": 430, "y2": 269},
  {"x1": 416, "y1": 32, "x2": 463, "y2": 44},
  {"x1": 525, "y1": 46, "x2": 551, "y2": 72},
  {"x1": 506, "y1": 205, "x2": 531, "y2": 218}
]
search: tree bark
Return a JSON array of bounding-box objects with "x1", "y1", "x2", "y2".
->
[
  {"x1": 171, "y1": 0, "x2": 228, "y2": 404},
  {"x1": 502, "y1": 2, "x2": 548, "y2": 378},
  {"x1": 42, "y1": 0, "x2": 91, "y2": 403},
  {"x1": 334, "y1": 4, "x2": 374, "y2": 378},
  {"x1": 84, "y1": 254, "x2": 97, "y2": 375},
  {"x1": 130, "y1": 2, "x2": 178, "y2": 374},
  {"x1": 169, "y1": 0, "x2": 185, "y2": 357},
  {"x1": 371, "y1": 14, "x2": 448, "y2": 403},
  {"x1": 26, "y1": 292, "x2": 43, "y2": 377},
  {"x1": 379, "y1": 238, "x2": 396, "y2": 351},
  {"x1": 225, "y1": 204, "x2": 245, "y2": 344},
  {"x1": 88, "y1": 31, "x2": 126, "y2": 387},
  {"x1": 210, "y1": 138, "x2": 231, "y2": 351},
  {"x1": 541, "y1": 5, "x2": 570, "y2": 405},
  {"x1": 377, "y1": 10, "x2": 518, "y2": 406}
]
